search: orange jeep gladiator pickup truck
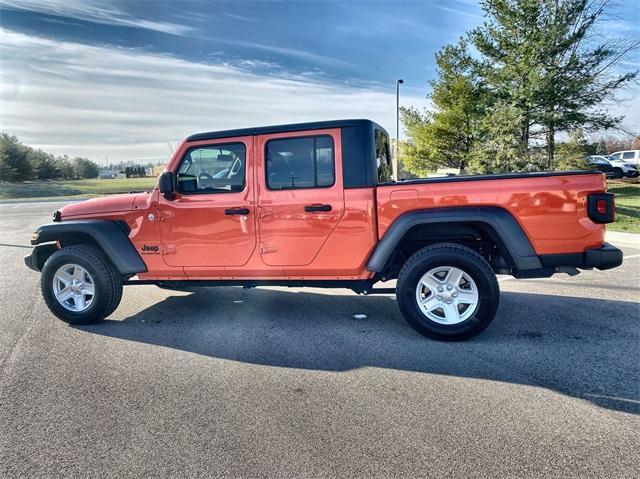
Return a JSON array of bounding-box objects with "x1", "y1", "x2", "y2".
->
[{"x1": 25, "y1": 119, "x2": 623, "y2": 340}]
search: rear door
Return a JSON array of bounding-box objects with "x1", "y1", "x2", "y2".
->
[
  {"x1": 158, "y1": 137, "x2": 256, "y2": 268},
  {"x1": 255, "y1": 129, "x2": 344, "y2": 266}
]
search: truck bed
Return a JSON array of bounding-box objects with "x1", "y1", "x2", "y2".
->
[{"x1": 376, "y1": 170, "x2": 607, "y2": 255}]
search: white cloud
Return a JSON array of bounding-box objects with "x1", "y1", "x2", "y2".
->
[
  {"x1": 0, "y1": 28, "x2": 426, "y2": 163},
  {"x1": 224, "y1": 13, "x2": 260, "y2": 24},
  {"x1": 0, "y1": 0, "x2": 194, "y2": 36}
]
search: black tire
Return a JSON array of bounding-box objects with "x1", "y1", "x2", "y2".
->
[
  {"x1": 613, "y1": 168, "x2": 623, "y2": 179},
  {"x1": 41, "y1": 244, "x2": 123, "y2": 324},
  {"x1": 396, "y1": 243, "x2": 499, "y2": 341}
]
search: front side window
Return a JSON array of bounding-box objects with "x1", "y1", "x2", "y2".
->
[
  {"x1": 177, "y1": 143, "x2": 246, "y2": 193},
  {"x1": 266, "y1": 135, "x2": 334, "y2": 189},
  {"x1": 375, "y1": 128, "x2": 393, "y2": 183}
]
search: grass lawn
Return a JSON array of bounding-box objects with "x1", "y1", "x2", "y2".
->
[
  {"x1": 0, "y1": 177, "x2": 158, "y2": 201},
  {"x1": 607, "y1": 181, "x2": 640, "y2": 234}
]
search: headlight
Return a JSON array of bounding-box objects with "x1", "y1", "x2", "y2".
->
[{"x1": 624, "y1": 164, "x2": 636, "y2": 168}]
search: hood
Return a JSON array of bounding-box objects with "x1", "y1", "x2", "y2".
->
[{"x1": 60, "y1": 193, "x2": 139, "y2": 219}]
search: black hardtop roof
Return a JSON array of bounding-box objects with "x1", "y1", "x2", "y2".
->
[{"x1": 186, "y1": 119, "x2": 387, "y2": 142}]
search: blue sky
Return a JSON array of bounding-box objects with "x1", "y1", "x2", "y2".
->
[{"x1": 0, "y1": 0, "x2": 638, "y2": 163}]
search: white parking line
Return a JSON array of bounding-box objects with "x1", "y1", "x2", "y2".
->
[{"x1": 624, "y1": 254, "x2": 640, "y2": 259}]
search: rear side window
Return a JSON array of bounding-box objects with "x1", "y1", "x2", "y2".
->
[
  {"x1": 375, "y1": 129, "x2": 393, "y2": 183},
  {"x1": 266, "y1": 135, "x2": 334, "y2": 189},
  {"x1": 622, "y1": 151, "x2": 636, "y2": 159},
  {"x1": 177, "y1": 143, "x2": 246, "y2": 193}
]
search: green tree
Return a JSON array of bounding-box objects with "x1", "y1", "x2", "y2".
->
[
  {"x1": 400, "y1": 40, "x2": 488, "y2": 175},
  {"x1": 73, "y1": 157, "x2": 99, "y2": 179},
  {"x1": 0, "y1": 133, "x2": 32, "y2": 181},
  {"x1": 55, "y1": 155, "x2": 75, "y2": 180},
  {"x1": 28, "y1": 149, "x2": 58, "y2": 179},
  {"x1": 471, "y1": 0, "x2": 546, "y2": 160},
  {"x1": 467, "y1": 102, "x2": 539, "y2": 173},
  {"x1": 471, "y1": 0, "x2": 638, "y2": 167},
  {"x1": 554, "y1": 129, "x2": 592, "y2": 170}
]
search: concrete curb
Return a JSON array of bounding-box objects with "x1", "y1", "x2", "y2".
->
[{"x1": 606, "y1": 231, "x2": 640, "y2": 249}]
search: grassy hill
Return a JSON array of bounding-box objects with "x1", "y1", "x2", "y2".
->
[{"x1": 0, "y1": 177, "x2": 158, "y2": 201}]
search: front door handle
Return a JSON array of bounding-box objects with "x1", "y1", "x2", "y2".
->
[
  {"x1": 225, "y1": 208, "x2": 250, "y2": 215},
  {"x1": 304, "y1": 204, "x2": 332, "y2": 212}
]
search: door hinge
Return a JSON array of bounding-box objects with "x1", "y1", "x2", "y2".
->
[
  {"x1": 159, "y1": 211, "x2": 174, "y2": 222},
  {"x1": 260, "y1": 243, "x2": 277, "y2": 254},
  {"x1": 162, "y1": 244, "x2": 177, "y2": 255}
]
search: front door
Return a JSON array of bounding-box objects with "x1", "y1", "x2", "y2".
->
[
  {"x1": 255, "y1": 129, "x2": 344, "y2": 266},
  {"x1": 159, "y1": 137, "x2": 256, "y2": 268}
]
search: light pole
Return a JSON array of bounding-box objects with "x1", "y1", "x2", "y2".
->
[{"x1": 395, "y1": 78, "x2": 404, "y2": 180}]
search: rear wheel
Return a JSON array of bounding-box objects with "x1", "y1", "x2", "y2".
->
[
  {"x1": 396, "y1": 243, "x2": 499, "y2": 341},
  {"x1": 41, "y1": 245, "x2": 123, "y2": 324}
]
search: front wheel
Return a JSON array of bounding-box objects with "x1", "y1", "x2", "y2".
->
[
  {"x1": 41, "y1": 245, "x2": 123, "y2": 324},
  {"x1": 396, "y1": 243, "x2": 500, "y2": 341},
  {"x1": 613, "y1": 168, "x2": 623, "y2": 179}
]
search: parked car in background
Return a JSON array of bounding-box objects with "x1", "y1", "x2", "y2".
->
[
  {"x1": 588, "y1": 155, "x2": 639, "y2": 179},
  {"x1": 586, "y1": 156, "x2": 615, "y2": 178},
  {"x1": 609, "y1": 150, "x2": 640, "y2": 167}
]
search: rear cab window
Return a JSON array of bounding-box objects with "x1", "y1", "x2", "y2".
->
[
  {"x1": 177, "y1": 143, "x2": 246, "y2": 193},
  {"x1": 375, "y1": 128, "x2": 393, "y2": 183}
]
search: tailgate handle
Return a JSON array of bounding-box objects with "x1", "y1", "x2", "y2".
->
[
  {"x1": 304, "y1": 204, "x2": 332, "y2": 212},
  {"x1": 224, "y1": 208, "x2": 250, "y2": 216}
]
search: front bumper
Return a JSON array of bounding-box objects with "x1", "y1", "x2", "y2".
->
[{"x1": 24, "y1": 243, "x2": 58, "y2": 272}]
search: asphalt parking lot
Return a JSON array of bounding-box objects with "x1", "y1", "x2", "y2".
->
[{"x1": 1, "y1": 201, "x2": 639, "y2": 478}]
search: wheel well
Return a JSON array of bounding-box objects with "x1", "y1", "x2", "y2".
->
[
  {"x1": 378, "y1": 222, "x2": 513, "y2": 280},
  {"x1": 43, "y1": 234, "x2": 120, "y2": 273},
  {"x1": 57, "y1": 232, "x2": 102, "y2": 251},
  {"x1": 33, "y1": 234, "x2": 107, "y2": 271}
]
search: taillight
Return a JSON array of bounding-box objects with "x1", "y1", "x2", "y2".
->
[{"x1": 587, "y1": 193, "x2": 615, "y2": 223}]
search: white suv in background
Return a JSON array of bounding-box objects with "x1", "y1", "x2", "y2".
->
[
  {"x1": 593, "y1": 153, "x2": 640, "y2": 179},
  {"x1": 609, "y1": 150, "x2": 640, "y2": 167}
]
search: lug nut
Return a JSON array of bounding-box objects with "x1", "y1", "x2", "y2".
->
[
  {"x1": 446, "y1": 285, "x2": 452, "y2": 291},
  {"x1": 452, "y1": 292, "x2": 458, "y2": 298},
  {"x1": 446, "y1": 300, "x2": 452, "y2": 304},
  {"x1": 437, "y1": 286, "x2": 443, "y2": 292},
  {"x1": 436, "y1": 295, "x2": 442, "y2": 301}
]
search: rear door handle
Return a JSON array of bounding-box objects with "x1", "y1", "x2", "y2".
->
[
  {"x1": 304, "y1": 204, "x2": 332, "y2": 212},
  {"x1": 225, "y1": 208, "x2": 250, "y2": 215}
]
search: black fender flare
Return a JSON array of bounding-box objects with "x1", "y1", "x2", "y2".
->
[
  {"x1": 30, "y1": 220, "x2": 147, "y2": 275},
  {"x1": 366, "y1": 206, "x2": 542, "y2": 272}
]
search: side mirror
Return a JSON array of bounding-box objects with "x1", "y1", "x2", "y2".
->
[{"x1": 158, "y1": 171, "x2": 176, "y2": 199}]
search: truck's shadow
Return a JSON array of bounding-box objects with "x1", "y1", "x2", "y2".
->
[{"x1": 77, "y1": 289, "x2": 640, "y2": 415}]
